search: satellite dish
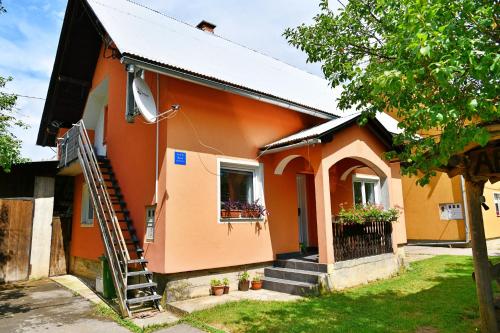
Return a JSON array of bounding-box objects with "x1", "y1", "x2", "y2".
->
[{"x1": 132, "y1": 77, "x2": 157, "y2": 123}]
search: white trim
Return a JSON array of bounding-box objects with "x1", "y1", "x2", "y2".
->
[
  {"x1": 352, "y1": 175, "x2": 381, "y2": 206},
  {"x1": 81, "y1": 183, "x2": 94, "y2": 227},
  {"x1": 274, "y1": 154, "x2": 301, "y2": 175},
  {"x1": 296, "y1": 174, "x2": 309, "y2": 246},
  {"x1": 340, "y1": 165, "x2": 362, "y2": 181},
  {"x1": 216, "y1": 157, "x2": 265, "y2": 224},
  {"x1": 494, "y1": 192, "x2": 500, "y2": 217}
]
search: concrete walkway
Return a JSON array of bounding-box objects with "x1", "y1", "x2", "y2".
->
[
  {"x1": 169, "y1": 289, "x2": 301, "y2": 314},
  {"x1": 406, "y1": 238, "x2": 500, "y2": 262},
  {"x1": 0, "y1": 279, "x2": 130, "y2": 333},
  {"x1": 0, "y1": 279, "x2": 204, "y2": 333}
]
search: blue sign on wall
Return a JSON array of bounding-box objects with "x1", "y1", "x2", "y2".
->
[{"x1": 174, "y1": 151, "x2": 186, "y2": 165}]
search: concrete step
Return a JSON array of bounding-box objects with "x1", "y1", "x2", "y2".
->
[
  {"x1": 264, "y1": 266, "x2": 324, "y2": 284},
  {"x1": 263, "y1": 277, "x2": 317, "y2": 296},
  {"x1": 275, "y1": 259, "x2": 328, "y2": 273}
]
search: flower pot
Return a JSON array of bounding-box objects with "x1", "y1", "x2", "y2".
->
[
  {"x1": 251, "y1": 280, "x2": 262, "y2": 290},
  {"x1": 242, "y1": 210, "x2": 260, "y2": 218},
  {"x1": 211, "y1": 285, "x2": 224, "y2": 296},
  {"x1": 223, "y1": 285, "x2": 229, "y2": 294},
  {"x1": 221, "y1": 210, "x2": 241, "y2": 219},
  {"x1": 238, "y1": 280, "x2": 250, "y2": 291}
]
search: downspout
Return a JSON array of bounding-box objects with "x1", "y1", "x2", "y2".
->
[
  {"x1": 155, "y1": 73, "x2": 159, "y2": 204},
  {"x1": 461, "y1": 175, "x2": 471, "y2": 243}
]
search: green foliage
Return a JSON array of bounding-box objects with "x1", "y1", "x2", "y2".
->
[
  {"x1": 336, "y1": 204, "x2": 400, "y2": 224},
  {"x1": 210, "y1": 278, "x2": 222, "y2": 287},
  {"x1": 252, "y1": 274, "x2": 261, "y2": 282},
  {"x1": 222, "y1": 277, "x2": 230, "y2": 286},
  {"x1": 0, "y1": 76, "x2": 28, "y2": 172},
  {"x1": 284, "y1": 0, "x2": 499, "y2": 185},
  {"x1": 238, "y1": 271, "x2": 250, "y2": 282},
  {"x1": 186, "y1": 256, "x2": 500, "y2": 332}
]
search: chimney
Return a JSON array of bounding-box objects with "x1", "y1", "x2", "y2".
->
[{"x1": 196, "y1": 20, "x2": 216, "y2": 33}]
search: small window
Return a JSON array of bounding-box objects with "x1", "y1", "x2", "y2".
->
[
  {"x1": 494, "y1": 193, "x2": 500, "y2": 217},
  {"x1": 145, "y1": 206, "x2": 156, "y2": 242},
  {"x1": 81, "y1": 183, "x2": 94, "y2": 227},
  {"x1": 353, "y1": 176, "x2": 380, "y2": 206},
  {"x1": 220, "y1": 168, "x2": 254, "y2": 204},
  {"x1": 218, "y1": 159, "x2": 264, "y2": 222}
]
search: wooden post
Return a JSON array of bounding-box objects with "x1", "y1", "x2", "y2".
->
[{"x1": 465, "y1": 179, "x2": 498, "y2": 333}]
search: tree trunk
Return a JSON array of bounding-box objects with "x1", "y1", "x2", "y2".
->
[{"x1": 465, "y1": 179, "x2": 498, "y2": 333}]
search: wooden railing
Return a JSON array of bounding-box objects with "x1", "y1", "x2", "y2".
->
[{"x1": 332, "y1": 221, "x2": 393, "y2": 262}]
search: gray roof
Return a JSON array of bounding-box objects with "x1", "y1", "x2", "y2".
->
[
  {"x1": 86, "y1": 0, "x2": 344, "y2": 116},
  {"x1": 263, "y1": 112, "x2": 401, "y2": 149}
]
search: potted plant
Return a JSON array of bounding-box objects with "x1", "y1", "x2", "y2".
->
[
  {"x1": 210, "y1": 279, "x2": 224, "y2": 296},
  {"x1": 221, "y1": 200, "x2": 242, "y2": 219},
  {"x1": 251, "y1": 274, "x2": 262, "y2": 290},
  {"x1": 238, "y1": 271, "x2": 250, "y2": 291},
  {"x1": 241, "y1": 199, "x2": 268, "y2": 218},
  {"x1": 222, "y1": 277, "x2": 230, "y2": 294}
]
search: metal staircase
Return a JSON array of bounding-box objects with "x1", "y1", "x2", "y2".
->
[{"x1": 67, "y1": 120, "x2": 162, "y2": 317}]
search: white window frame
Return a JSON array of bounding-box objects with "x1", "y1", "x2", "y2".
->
[
  {"x1": 494, "y1": 193, "x2": 500, "y2": 217},
  {"x1": 217, "y1": 158, "x2": 265, "y2": 223},
  {"x1": 352, "y1": 174, "x2": 381, "y2": 206},
  {"x1": 81, "y1": 183, "x2": 94, "y2": 227}
]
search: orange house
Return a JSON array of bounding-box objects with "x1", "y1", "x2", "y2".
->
[{"x1": 37, "y1": 0, "x2": 407, "y2": 316}]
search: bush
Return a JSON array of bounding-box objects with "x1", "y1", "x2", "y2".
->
[{"x1": 336, "y1": 204, "x2": 400, "y2": 224}]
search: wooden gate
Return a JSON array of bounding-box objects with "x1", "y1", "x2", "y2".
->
[{"x1": 0, "y1": 199, "x2": 34, "y2": 283}]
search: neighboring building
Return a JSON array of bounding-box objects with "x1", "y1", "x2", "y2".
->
[
  {"x1": 404, "y1": 173, "x2": 500, "y2": 243},
  {"x1": 36, "y1": 0, "x2": 407, "y2": 316},
  {"x1": 0, "y1": 161, "x2": 73, "y2": 282}
]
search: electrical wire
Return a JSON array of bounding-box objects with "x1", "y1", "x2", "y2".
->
[{"x1": 3, "y1": 93, "x2": 45, "y2": 100}]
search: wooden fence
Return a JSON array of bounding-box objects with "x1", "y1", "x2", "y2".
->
[{"x1": 332, "y1": 221, "x2": 393, "y2": 262}]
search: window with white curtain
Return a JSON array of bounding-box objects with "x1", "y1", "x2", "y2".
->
[{"x1": 353, "y1": 175, "x2": 380, "y2": 206}]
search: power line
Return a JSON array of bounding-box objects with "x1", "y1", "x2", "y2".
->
[{"x1": 2, "y1": 92, "x2": 46, "y2": 100}]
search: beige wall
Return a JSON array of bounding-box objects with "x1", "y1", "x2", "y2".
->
[
  {"x1": 483, "y1": 181, "x2": 500, "y2": 239},
  {"x1": 403, "y1": 173, "x2": 466, "y2": 241}
]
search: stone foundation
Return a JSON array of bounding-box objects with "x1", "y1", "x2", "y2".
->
[
  {"x1": 155, "y1": 262, "x2": 272, "y2": 303},
  {"x1": 69, "y1": 256, "x2": 101, "y2": 284},
  {"x1": 328, "y1": 249, "x2": 405, "y2": 290}
]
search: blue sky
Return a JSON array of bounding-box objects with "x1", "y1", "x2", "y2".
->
[{"x1": 0, "y1": 0, "x2": 337, "y2": 161}]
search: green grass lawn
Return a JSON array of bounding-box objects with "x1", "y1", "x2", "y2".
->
[{"x1": 185, "y1": 256, "x2": 498, "y2": 333}]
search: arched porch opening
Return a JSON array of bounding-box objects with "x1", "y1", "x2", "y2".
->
[
  {"x1": 273, "y1": 154, "x2": 318, "y2": 253},
  {"x1": 328, "y1": 157, "x2": 390, "y2": 217}
]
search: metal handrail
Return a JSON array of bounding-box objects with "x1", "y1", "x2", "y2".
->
[{"x1": 72, "y1": 120, "x2": 131, "y2": 317}]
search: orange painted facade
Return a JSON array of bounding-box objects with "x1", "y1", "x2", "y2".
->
[{"x1": 68, "y1": 48, "x2": 407, "y2": 274}]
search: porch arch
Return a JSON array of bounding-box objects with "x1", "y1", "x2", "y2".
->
[{"x1": 274, "y1": 154, "x2": 314, "y2": 175}]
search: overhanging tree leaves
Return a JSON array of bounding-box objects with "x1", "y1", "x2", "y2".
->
[
  {"x1": 285, "y1": 1, "x2": 499, "y2": 331},
  {"x1": 0, "y1": 3, "x2": 27, "y2": 172},
  {"x1": 0, "y1": 76, "x2": 26, "y2": 172},
  {"x1": 284, "y1": 0, "x2": 499, "y2": 185}
]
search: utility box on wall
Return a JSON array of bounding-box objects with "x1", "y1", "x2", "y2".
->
[{"x1": 439, "y1": 203, "x2": 464, "y2": 220}]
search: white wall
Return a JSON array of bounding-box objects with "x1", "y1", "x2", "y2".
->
[{"x1": 29, "y1": 176, "x2": 55, "y2": 279}]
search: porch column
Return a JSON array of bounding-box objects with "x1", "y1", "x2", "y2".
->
[{"x1": 314, "y1": 161, "x2": 334, "y2": 264}]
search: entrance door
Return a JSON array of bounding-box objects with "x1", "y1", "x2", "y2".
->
[
  {"x1": 296, "y1": 174, "x2": 309, "y2": 246},
  {"x1": 94, "y1": 106, "x2": 107, "y2": 156}
]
